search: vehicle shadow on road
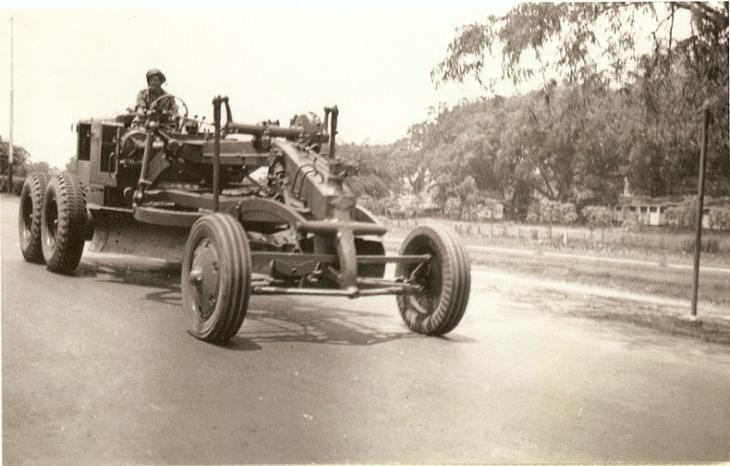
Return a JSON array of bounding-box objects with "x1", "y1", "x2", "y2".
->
[
  {"x1": 236, "y1": 297, "x2": 479, "y2": 347},
  {"x1": 239, "y1": 305, "x2": 415, "y2": 346},
  {"x1": 199, "y1": 333, "x2": 264, "y2": 352},
  {"x1": 210, "y1": 305, "x2": 414, "y2": 351},
  {"x1": 76, "y1": 261, "x2": 477, "y2": 348},
  {"x1": 77, "y1": 262, "x2": 182, "y2": 307}
]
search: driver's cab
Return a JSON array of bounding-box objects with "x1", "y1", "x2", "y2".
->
[
  {"x1": 74, "y1": 93, "x2": 208, "y2": 207},
  {"x1": 73, "y1": 118, "x2": 124, "y2": 205}
]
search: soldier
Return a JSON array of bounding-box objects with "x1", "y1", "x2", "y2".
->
[{"x1": 133, "y1": 68, "x2": 179, "y2": 128}]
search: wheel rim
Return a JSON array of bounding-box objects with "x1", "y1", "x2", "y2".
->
[
  {"x1": 44, "y1": 195, "x2": 58, "y2": 249},
  {"x1": 187, "y1": 238, "x2": 220, "y2": 320},
  {"x1": 21, "y1": 190, "x2": 34, "y2": 241}
]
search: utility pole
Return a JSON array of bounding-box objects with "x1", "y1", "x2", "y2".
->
[
  {"x1": 8, "y1": 16, "x2": 14, "y2": 192},
  {"x1": 690, "y1": 103, "x2": 711, "y2": 316}
]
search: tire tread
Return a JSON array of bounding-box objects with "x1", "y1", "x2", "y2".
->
[
  {"x1": 42, "y1": 172, "x2": 87, "y2": 274},
  {"x1": 396, "y1": 225, "x2": 471, "y2": 336},
  {"x1": 183, "y1": 213, "x2": 251, "y2": 344},
  {"x1": 19, "y1": 172, "x2": 49, "y2": 263}
]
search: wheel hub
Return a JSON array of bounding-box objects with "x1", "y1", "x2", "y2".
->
[
  {"x1": 407, "y1": 252, "x2": 441, "y2": 315},
  {"x1": 22, "y1": 193, "x2": 33, "y2": 240},
  {"x1": 189, "y1": 239, "x2": 220, "y2": 319},
  {"x1": 45, "y1": 200, "x2": 58, "y2": 248}
]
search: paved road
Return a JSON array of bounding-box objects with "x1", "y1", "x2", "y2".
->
[
  {"x1": 383, "y1": 236, "x2": 730, "y2": 275},
  {"x1": 2, "y1": 195, "x2": 729, "y2": 464}
]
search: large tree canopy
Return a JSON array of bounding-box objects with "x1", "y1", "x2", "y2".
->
[
  {"x1": 335, "y1": 3, "x2": 728, "y2": 221},
  {"x1": 433, "y1": 3, "x2": 727, "y2": 94},
  {"x1": 430, "y1": 2, "x2": 729, "y2": 210}
]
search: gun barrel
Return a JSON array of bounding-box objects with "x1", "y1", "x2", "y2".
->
[{"x1": 225, "y1": 122, "x2": 305, "y2": 140}]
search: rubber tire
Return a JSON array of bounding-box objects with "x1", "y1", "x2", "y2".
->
[
  {"x1": 183, "y1": 213, "x2": 251, "y2": 344},
  {"x1": 41, "y1": 172, "x2": 87, "y2": 274},
  {"x1": 396, "y1": 225, "x2": 471, "y2": 335},
  {"x1": 18, "y1": 172, "x2": 49, "y2": 263},
  {"x1": 355, "y1": 238, "x2": 386, "y2": 278}
]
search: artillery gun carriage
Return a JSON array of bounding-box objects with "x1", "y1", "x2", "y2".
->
[{"x1": 18, "y1": 94, "x2": 471, "y2": 343}]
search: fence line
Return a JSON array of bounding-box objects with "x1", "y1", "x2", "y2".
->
[{"x1": 383, "y1": 217, "x2": 730, "y2": 256}]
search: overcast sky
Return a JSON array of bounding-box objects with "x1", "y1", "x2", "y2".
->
[{"x1": 0, "y1": 1, "x2": 520, "y2": 169}]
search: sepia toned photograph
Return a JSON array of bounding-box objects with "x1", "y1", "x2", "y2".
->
[{"x1": 1, "y1": 1, "x2": 729, "y2": 464}]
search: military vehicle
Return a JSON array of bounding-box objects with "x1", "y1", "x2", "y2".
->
[{"x1": 18, "y1": 94, "x2": 471, "y2": 343}]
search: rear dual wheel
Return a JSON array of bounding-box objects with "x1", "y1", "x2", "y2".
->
[
  {"x1": 396, "y1": 225, "x2": 471, "y2": 335},
  {"x1": 19, "y1": 172, "x2": 49, "y2": 264},
  {"x1": 41, "y1": 172, "x2": 87, "y2": 274},
  {"x1": 183, "y1": 213, "x2": 252, "y2": 344}
]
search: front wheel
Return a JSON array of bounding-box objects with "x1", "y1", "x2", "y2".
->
[
  {"x1": 396, "y1": 225, "x2": 471, "y2": 335},
  {"x1": 182, "y1": 213, "x2": 251, "y2": 344}
]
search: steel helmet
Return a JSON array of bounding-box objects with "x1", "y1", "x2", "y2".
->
[{"x1": 146, "y1": 68, "x2": 166, "y2": 84}]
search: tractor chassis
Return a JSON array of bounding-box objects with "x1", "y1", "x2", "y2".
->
[{"x1": 88, "y1": 191, "x2": 431, "y2": 299}]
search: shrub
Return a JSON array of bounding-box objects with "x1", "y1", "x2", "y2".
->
[
  {"x1": 358, "y1": 194, "x2": 376, "y2": 212},
  {"x1": 469, "y1": 199, "x2": 504, "y2": 221},
  {"x1": 664, "y1": 200, "x2": 696, "y2": 229},
  {"x1": 620, "y1": 211, "x2": 643, "y2": 231},
  {"x1": 665, "y1": 200, "x2": 730, "y2": 231},
  {"x1": 684, "y1": 238, "x2": 720, "y2": 254},
  {"x1": 708, "y1": 208, "x2": 730, "y2": 230},
  {"x1": 371, "y1": 197, "x2": 393, "y2": 216},
  {"x1": 526, "y1": 199, "x2": 578, "y2": 224},
  {"x1": 445, "y1": 197, "x2": 462, "y2": 218},
  {"x1": 582, "y1": 205, "x2": 613, "y2": 228}
]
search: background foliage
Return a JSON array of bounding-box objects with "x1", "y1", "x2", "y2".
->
[
  {"x1": 6, "y1": 4, "x2": 729, "y2": 229},
  {"x1": 341, "y1": 3, "x2": 729, "y2": 224}
]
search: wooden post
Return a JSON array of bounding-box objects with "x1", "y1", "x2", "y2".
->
[
  {"x1": 212, "y1": 96, "x2": 221, "y2": 212},
  {"x1": 691, "y1": 104, "x2": 711, "y2": 316}
]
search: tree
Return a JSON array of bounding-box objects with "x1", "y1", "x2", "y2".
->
[
  {"x1": 434, "y1": 3, "x2": 727, "y2": 93},
  {"x1": 386, "y1": 135, "x2": 432, "y2": 195},
  {"x1": 28, "y1": 161, "x2": 51, "y2": 174},
  {"x1": 65, "y1": 156, "x2": 78, "y2": 174},
  {"x1": 0, "y1": 141, "x2": 31, "y2": 178},
  {"x1": 337, "y1": 142, "x2": 398, "y2": 198},
  {"x1": 454, "y1": 175, "x2": 478, "y2": 217},
  {"x1": 433, "y1": 2, "x2": 729, "y2": 202}
]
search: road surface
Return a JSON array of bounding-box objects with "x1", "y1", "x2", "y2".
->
[{"x1": 2, "y1": 195, "x2": 729, "y2": 464}]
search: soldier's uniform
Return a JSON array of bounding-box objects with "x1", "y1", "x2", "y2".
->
[
  {"x1": 132, "y1": 69, "x2": 179, "y2": 128},
  {"x1": 135, "y1": 88, "x2": 178, "y2": 115}
]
